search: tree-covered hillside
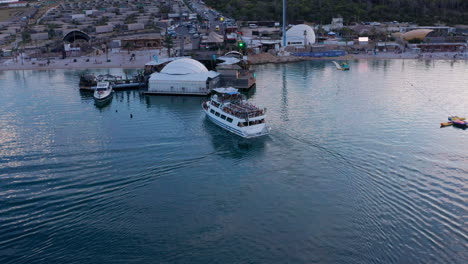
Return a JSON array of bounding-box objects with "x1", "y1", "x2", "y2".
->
[{"x1": 204, "y1": 0, "x2": 467, "y2": 25}]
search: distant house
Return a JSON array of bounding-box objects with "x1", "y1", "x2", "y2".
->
[
  {"x1": 31, "y1": 33, "x2": 49, "y2": 41},
  {"x1": 71, "y1": 14, "x2": 86, "y2": 20},
  {"x1": 189, "y1": 13, "x2": 197, "y2": 20},
  {"x1": 168, "y1": 13, "x2": 180, "y2": 21},
  {"x1": 96, "y1": 25, "x2": 113, "y2": 34},
  {"x1": 8, "y1": 1, "x2": 27, "y2": 8},
  {"x1": 0, "y1": 34, "x2": 10, "y2": 45},
  {"x1": 0, "y1": 0, "x2": 20, "y2": 4},
  {"x1": 127, "y1": 23, "x2": 144, "y2": 31},
  {"x1": 85, "y1": 10, "x2": 98, "y2": 16},
  {"x1": 454, "y1": 25, "x2": 468, "y2": 35},
  {"x1": 350, "y1": 25, "x2": 373, "y2": 35},
  {"x1": 331, "y1": 18, "x2": 343, "y2": 30},
  {"x1": 121, "y1": 33, "x2": 162, "y2": 49}
]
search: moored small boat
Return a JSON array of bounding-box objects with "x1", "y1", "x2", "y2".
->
[
  {"x1": 202, "y1": 87, "x2": 269, "y2": 138},
  {"x1": 452, "y1": 119, "x2": 467, "y2": 128},
  {"x1": 440, "y1": 122, "x2": 453, "y2": 127},
  {"x1": 446, "y1": 116, "x2": 467, "y2": 128},
  {"x1": 332, "y1": 61, "x2": 350, "y2": 71},
  {"x1": 93, "y1": 81, "x2": 113, "y2": 101}
]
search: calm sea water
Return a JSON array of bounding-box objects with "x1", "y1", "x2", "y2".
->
[{"x1": 0, "y1": 60, "x2": 467, "y2": 264}]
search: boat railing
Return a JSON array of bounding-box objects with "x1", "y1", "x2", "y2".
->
[
  {"x1": 210, "y1": 97, "x2": 266, "y2": 119},
  {"x1": 221, "y1": 104, "x2": 266, "y2": 119}
]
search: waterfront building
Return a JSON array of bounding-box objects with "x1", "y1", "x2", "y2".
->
[
  {"x1": 216, "y1": 51, "x2": 256, "y2": 89},
  {"x1": 148, "y1": 58, "x2": 220, "y2": 95},
  {"x1": 283, "y1": 24, "x2": 316, "y2": 47},
  {"x1": 8, "y1": 0, "x2": 26, "y2": 8},
  {"x1": 121, "y1": 34, "x2": 163, "y2": 49},
  {"x1": 402, "y1": 29, "x2": 435, "y2": 41}
]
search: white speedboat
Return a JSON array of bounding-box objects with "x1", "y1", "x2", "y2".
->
[
  {"x1": 332, "y1": 61, "x2": 350, "y2": 70},
  {"x1": 202, "y1": 87, "x2": 269, "y2": 138},
  {"x1": 93, "y1": 81, "x2": 113, "y2": 101}
]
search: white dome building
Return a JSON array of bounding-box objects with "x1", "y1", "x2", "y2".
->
[
  {"x1": 160, "y1": 58, "x2": 209, "y2": 75},
  {"x1": 283, "y1": 24, "x2": 316, "y2": 47},
  {"x1": 148, "y1": 58, "x2": 220, "y2": 95}
]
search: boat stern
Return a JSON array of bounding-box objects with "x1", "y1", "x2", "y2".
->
[{"x1": 241, "y1": 123, "x2": 270, "y2": 138}]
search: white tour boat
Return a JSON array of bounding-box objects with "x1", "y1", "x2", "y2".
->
[
  {"x1": 202, "y1": 87, "x2": 269, "y2": 138},
  {"x1": 93, "y1": 81, "x2": 113, "y2": 101}
]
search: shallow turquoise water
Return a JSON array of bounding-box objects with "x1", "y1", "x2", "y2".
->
[{"x1": 0, "y1": 60, "x2": 467, "y2": 263}]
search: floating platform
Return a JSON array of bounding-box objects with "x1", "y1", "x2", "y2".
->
[
  {"x1": 80, "y1": 82, "x2": 145, "y2": 91},
  {"x1": 79, "y1": 73, "x2": 146, "y2": 91}
]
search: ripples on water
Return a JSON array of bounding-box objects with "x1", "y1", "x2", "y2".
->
[{"x1": 0, "y1": 61, "x2": 467, "y2": 263}]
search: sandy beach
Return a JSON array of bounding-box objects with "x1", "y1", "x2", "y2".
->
[{"x1": 1, "y1": 49, "x2": 466, "y2": 71}]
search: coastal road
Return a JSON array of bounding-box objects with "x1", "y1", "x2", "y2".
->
[{"x1": 189, "y1": 0, "x2": 225, "y2": 33}]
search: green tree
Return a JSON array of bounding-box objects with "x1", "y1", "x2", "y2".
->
[
  {"x1": 124, "y1": 41, "x2": 134, "y2": 54},
  {"x1": 204, "y1": 0, "x2": 467, "y2": 25},
  {"x1": 21, "y1": 31, "x2": 31, "y2": 44},
  {"x1": 164, "y1": 34, "x2": 173, "y2": 57}
]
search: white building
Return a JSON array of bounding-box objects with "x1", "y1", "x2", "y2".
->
[
  {"x1": 8, "y1": 1, "x2": 27, "y2": 8},
  {"x1": 71, "y1": 14, "x2": 86, "y2": 20},
  {"x1": 127, "y1": 23, "x2": 145, "y2": 31},
  {"x1": 283, "y1": 24, "x2": 316, "y2": 47},
  {"x1": 31, "y1": 33, "x2": 49, "y2": 41},
  {"x1": 148, "y1": 58, "x2": 220, "y2": 95},
  {"x1": 331, "y1": 17, "x2": 343, "y2": 30},
  {"x1": 96, "y1": 25, "x2": 113, "y2": 34}
]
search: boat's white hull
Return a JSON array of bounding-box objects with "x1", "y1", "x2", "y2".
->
[
  {"x1": 332, "y1": 61, "x2": 349, "y2": 70},
  {"x1": 93, "y1": 89, "x2": 113, "y2": 101},
  {"x1": 203, "y1": 103, "x2": 269, "y2": 138}
]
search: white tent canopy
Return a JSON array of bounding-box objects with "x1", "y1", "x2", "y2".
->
[
  {"x1": 148, "y1": 58, "x2": 220, "y2": 95},
  {"x1": 283, "y1": 24, "x2": 316, "y2": 47},
  {"x1": 161, "y1": 58, "x2": 209, "y2": 75},
  {"x1": 213, "y1": 87, "x2": 239, "y2": 94}
]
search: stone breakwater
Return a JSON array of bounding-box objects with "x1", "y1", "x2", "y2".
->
[{"x1": 247, "y1": 52, "x2": 468, "y2": 65}]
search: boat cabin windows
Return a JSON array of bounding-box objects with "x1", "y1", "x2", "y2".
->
[
  {"x1": 220, "y1": 114, "x2": 226, "y2": 120},
  {"x1": 210, "y1": 109, "x2": 215, "y2": 114},
  {"x1": 226, "y1": 117, "x2": 233, "y2": 123},
  {"x1": 238, "y1": 119, "x2": 265, "y2": 127},
  {"x1": 215, "y1": 112, "x2": 220, "y2": 117},
  {"x1": 211, "y1": 101, "x2": 220, "y2": 108}
]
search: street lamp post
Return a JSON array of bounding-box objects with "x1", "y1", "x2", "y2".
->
[
  {"x1": 282, "y1": 0, "x2": 286, "y2": 47},
  {"x1": 304, "y1": 30, "x2": 307, "y2": 48}
]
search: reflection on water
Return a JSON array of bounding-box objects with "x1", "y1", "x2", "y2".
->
[
  {"x1": 203, "y1": 119, "x2": 266, "y2": 159},
  {"x1": 239, "y1": 84, "x2": 257, "y2": 98},
  {"x1": 144, "y1": 94, "x2": 206, "y2": 110},
  {"x1": 94, "y1": 96, "x2": 113, "y2": 110}
]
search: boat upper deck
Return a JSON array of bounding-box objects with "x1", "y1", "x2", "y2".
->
[{"x1": 211, "y1": 94, "x2": 265, "y2": 118}]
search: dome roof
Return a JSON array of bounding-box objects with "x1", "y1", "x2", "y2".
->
[
  {"x1": 161, "y1": 58, "x2": 209, "y2": 75},
  {"x1": 284, "y1": 24, "x2": 316, "y2": 46},
  {"x1": 402, "y1": 29, "x2": 433, "y2": 41}
]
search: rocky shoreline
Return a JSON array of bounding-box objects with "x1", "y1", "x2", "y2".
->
[{"x1": 247, "y1": 52, "x2": 468, "y2": 65}]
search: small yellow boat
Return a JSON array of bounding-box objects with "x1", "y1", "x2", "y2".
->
[{"x1": 440, "y1": 122, "x2": 453, "y2": 127}]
